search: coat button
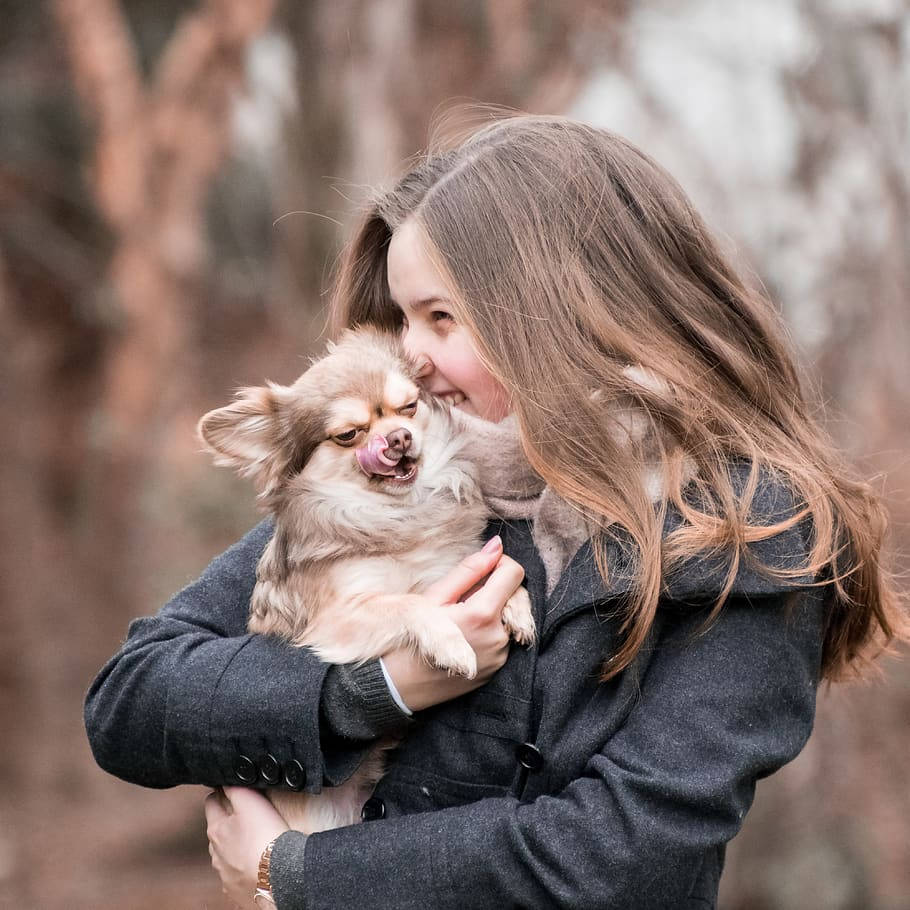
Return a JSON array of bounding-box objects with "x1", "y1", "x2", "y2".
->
[
  {"x1": 515, "y1": 742, "x2": 544, "y2": 771},
  {"x1": 361, "y1": 796, "x2": 386, "y2": 821},
  {"x1": 283, "y1": 759, "x2": 305, "y2": 790},
  {"x1": 233, "y1": 754, "x2": 258, "y2": 784},
  {"x1": 259, "y1": 753, "x2": 282, "y2": 785}
]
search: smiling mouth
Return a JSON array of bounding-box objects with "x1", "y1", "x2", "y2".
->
[{"x1": 440, "y1": 391, "x2": 466, "y2": 406}]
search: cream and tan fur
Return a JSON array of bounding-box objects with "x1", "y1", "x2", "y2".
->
[{"x1": 198, "y1": 327, "x2": 535, "y2": 833}]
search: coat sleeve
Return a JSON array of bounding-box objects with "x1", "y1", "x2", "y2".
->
[
  {"x1": 83, "y1": 521, "x2": 376, "y2": 791},
  {"x1": 270, "y1": 587, "x2": 825, "y2": 910}
]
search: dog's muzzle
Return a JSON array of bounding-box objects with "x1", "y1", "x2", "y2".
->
[{"x1": 356, "y1": 430, "x2": 413, "y2": 477}]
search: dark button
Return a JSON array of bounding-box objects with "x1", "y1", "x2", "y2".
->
[
  {"x1": 361, "y1": 796, "x2": 385, "y2": 821},
  {"x1": 259, "y1": 753, "x2": 281, "y2": 785},
  {"x1": 283, "y1": 759, "x2": 305, "y2": 790},
  {"x1": 515, "y1": 742, "x2": 544, "y2": 772},
  {"x1": 233, "y1": 754, "x2": 258, "y2": 784}
]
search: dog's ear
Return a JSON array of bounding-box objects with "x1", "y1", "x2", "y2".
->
[{"x1": 198, "y1": 383, "x2": 315, "y2": 496}]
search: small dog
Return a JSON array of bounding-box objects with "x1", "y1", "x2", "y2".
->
[{"x1": 198, "y1": 327, "x2": 535, "y2": 833}]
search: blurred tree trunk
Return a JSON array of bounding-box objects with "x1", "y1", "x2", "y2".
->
[
  {"x1": 274, "y1": 0, "x2": 606, "y2": 312},
  {"x1": 52, "y1": 0, "x2": 276, "y2": 608}
]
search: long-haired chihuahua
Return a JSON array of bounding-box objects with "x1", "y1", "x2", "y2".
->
[{"x1": 198, "y1": 327, "x2": 535, "y2": 833}]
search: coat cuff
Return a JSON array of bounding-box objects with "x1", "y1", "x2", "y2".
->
[
  {"x1": 201, "y1": 634, "x2": 334, "y2": 791},
  {"x1": 270, "y1": 830, "x2": 310, "y2": 910},
  {"x1": 298, "y1": 805, "x2": 506, "y2": 909}
]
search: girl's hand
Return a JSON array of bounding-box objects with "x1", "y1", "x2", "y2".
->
[
  {"x1": 381, "y1": 536, "x2": 526, "y2": 711},
  {"x1": 205, "y1": 786, "x2": 289, "y2": 907}
]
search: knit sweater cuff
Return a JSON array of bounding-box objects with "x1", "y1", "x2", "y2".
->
[{"x1": 320, "y1": 659, "x2": 413, "y2": 741}]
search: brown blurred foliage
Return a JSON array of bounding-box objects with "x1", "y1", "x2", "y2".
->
[{"x1": 0, "y1": 1, "x2": 907, "y2": 908}]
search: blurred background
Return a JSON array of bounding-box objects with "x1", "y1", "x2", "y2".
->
[{"x1": 2, "y1": 0, "x2": 908, "y2": 907}]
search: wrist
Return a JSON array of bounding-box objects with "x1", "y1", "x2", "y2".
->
[
  {"x1": 381, "y1": 647, "x2": 476, "y2": 711},
  {"x1": 379, "y1": 648, "x2": 436, "y2": 711},
  {"x1": 377, "y1": 656, "x2": 413, "y2": 715}
]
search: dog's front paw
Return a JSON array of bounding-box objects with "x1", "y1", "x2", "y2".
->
[
  {"x1": 502, "y1": 586, "x2": 536, "y2": 647},
  {"x1": 418, "y1": 620, "x2": 478, "y2": 679}
]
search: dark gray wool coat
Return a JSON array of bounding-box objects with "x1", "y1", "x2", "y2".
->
[{"x1": 85, "y1": 470, "x2": 824, "y2": 910}]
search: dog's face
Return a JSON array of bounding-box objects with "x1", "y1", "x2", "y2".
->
[
  {"x1": 300, "y1": 351, "x2": 429, "y2": 496},
  {"x1": 198, "y1": 329, "x2": 441, "y2": 503}
]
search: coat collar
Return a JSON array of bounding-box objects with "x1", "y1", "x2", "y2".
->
[{"x1": 537, "y1": 466, "x2": 818, "y2": 640}]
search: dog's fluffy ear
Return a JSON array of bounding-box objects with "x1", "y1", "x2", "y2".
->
[{"x1": 197, "y1": 383, "x2": 309, "y2": 496}]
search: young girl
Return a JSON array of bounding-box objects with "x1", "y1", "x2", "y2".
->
[{"x1": 85, "y1": 114, "x2": 903, "y2": 909}]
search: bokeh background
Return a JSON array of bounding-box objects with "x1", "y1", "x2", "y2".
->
[{"x1": 2, "y1": 1, "x2": 909, "y2": 907}]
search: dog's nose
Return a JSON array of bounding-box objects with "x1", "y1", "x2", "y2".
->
[{"x1": 384, "y1": 428, "x2": 412, "y2": 456}]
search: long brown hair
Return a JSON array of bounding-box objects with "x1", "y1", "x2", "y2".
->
[{"x1": 328, "y1": 111, "x2": 905, "y2": 681}]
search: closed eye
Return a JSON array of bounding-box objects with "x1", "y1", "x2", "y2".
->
[{"x1": 398, "y1": 400, "x2": 418, "y2": 416}]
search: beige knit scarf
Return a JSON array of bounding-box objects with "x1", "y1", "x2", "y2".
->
[
  {"x1": 451, "y1": 412, "x2": 594, "y2": 595},
  {"x1": 452, "y1": 374, "x2": 691, "y2": 595}
]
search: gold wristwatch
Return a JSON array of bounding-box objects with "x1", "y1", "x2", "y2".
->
[{"x1": 254, "y1": 838, "x2": 277, "y2": 908}]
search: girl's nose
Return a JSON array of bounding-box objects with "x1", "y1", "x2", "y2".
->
[{"x1": 402, "y1": 324, "x2": 434, "y2": 378}]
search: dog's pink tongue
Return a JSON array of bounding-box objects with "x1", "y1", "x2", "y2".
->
[{"x1": 356, "y1": 434, "x2": 401, "y2": 476}]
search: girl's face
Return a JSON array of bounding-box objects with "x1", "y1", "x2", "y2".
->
[{"x1": 386, "y1": 219, "x2": 510, "y2": 422}]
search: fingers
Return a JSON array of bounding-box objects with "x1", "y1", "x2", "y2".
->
[
  {"x1": 221, "y1": 785, "x2": 258, "y2": 805},
  {"x1": 221, "y1": 785, "x2": 272, "y2": 814},
  {"x1": 204, "y1": 791, "x2": 227, "y2": 857},
  {"x1": 221, "y1": 786, "x2": 287, "y2": 826},
  {"x1": 470, "y1": 555, "x2": 525, "y2": 615},
  {"x1": 445, "y1": 555, "x2": 526, "y2": 636},
  {"x1": 204, "y1": 789, "x2": 229, "y2": 825},
  {"x1": 427, "y1": 535, "x2": 504, "y2": 604}
]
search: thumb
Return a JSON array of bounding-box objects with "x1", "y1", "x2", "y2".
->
[
  {"x1": 204, "y1": 789, "x2": 230, "y2": 825},
  {"x1": 427, "y1": 536, "x2": 503, "y2": 604}
]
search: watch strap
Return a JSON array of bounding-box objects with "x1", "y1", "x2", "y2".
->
[{"x1": 255, "y1": 838, "x2": 278, "y2": 904}]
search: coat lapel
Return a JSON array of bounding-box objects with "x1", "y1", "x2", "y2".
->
[{"x1": 541, "y1": 533, "x2": 635, "y2": 642}]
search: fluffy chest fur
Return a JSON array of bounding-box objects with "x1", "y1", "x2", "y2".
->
[{"x1": 248, "y1": 429, "x2": 490, "y2": 650}]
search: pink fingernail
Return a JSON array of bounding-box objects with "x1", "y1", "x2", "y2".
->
[{"x1": 481, "y1": 535, "x2": 502, "y2": 554}]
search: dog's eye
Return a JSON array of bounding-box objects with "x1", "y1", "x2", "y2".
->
[
  {"x1": 332, "y1": 429, "x2": 360, "y2": 446},
  {"x1": 398, "y1": 401, "x2": 418, "y2": 417}
]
